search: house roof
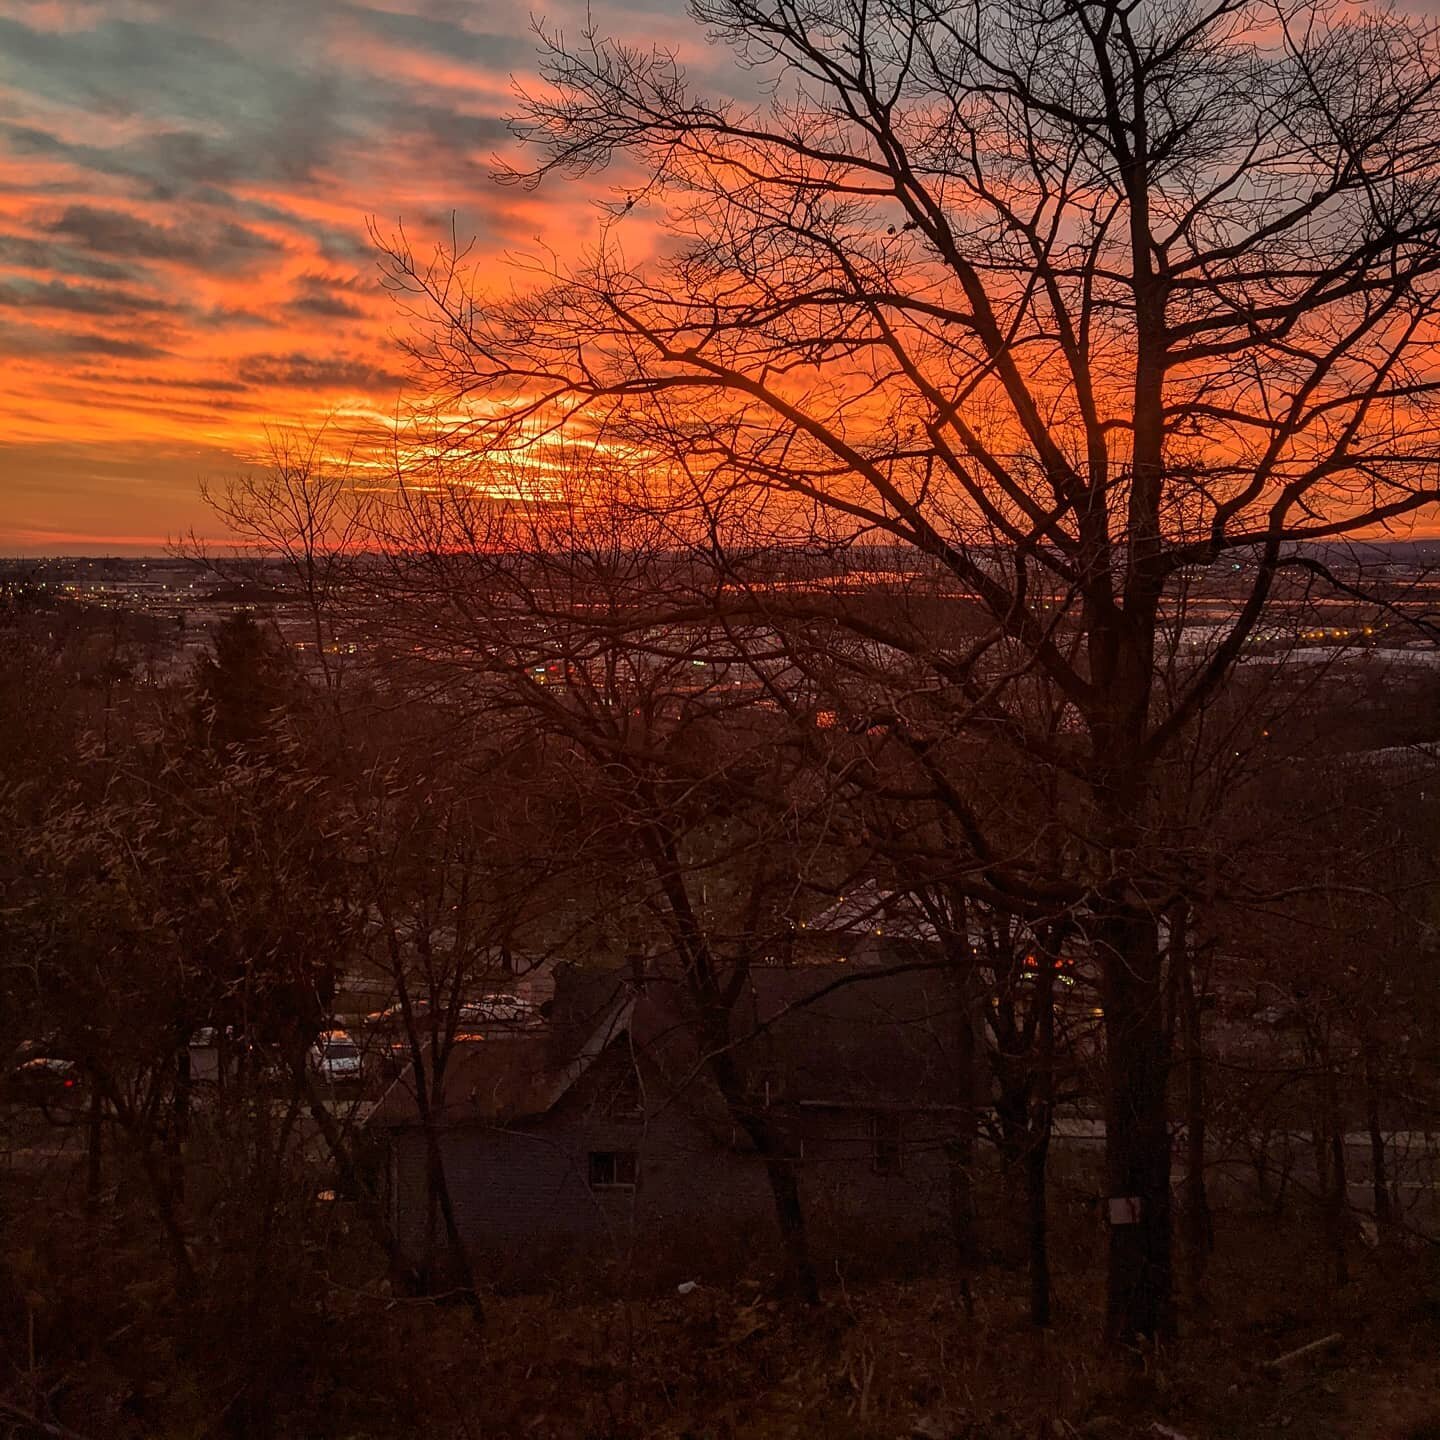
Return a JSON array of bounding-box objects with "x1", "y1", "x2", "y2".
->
[
  {"x1": 369, "y1": 958, "x2": 968, "y2": 1131},
  {"x1": 802, "y1": 880, "x2": 941, "y2": 944},
  {"x1": 366, "y1": 982, "x2": 632, "y2": 1129},
  {"x1": 636, "y1": 965, "x2": 964, "y2": 1108}
]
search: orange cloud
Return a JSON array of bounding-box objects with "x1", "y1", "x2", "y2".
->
[{"x1": 0, "y1": 0, "x2": 666, "y2": 551}]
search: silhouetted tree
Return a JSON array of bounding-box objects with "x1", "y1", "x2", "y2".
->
[
  {"x1": 192, "y1": 611, "x2": 297, "y2": 752},
  {"x1": 379, "y1": 0, "x2": 1440, "y2": 1342}
]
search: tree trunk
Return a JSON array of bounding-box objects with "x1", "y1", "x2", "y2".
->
[
  {"x1": 758, "y1": 1148, "x2": 816, "y2": 1302},
  {"x1": 1320, "y1": 1043, "x2": 1349, "y2": 1287},
  {"x1": 1177, "y1": 913, "x2": 1212, "y2": 1300},
  {"x1": 421, "y1": 1100, "x2": 485, "y2": 1322},
  {"x1": 1027, "y1": 942, "x2": 1055, "y2": 1326},
  {"x1": 710, "y1": 1043, "x2": 818, "y2": 1302},
  {"x1": 290, "y1": 1057, "x2": 414, "y2": 1288},
  {"x1": 384, "y1": 947, "x2": 485, "y2": 1320},
  {"x1": 1311, "y1": 1123, "x2": 1331, "y2": 1198},
  {"x1": 85, "y1": 1089, "x2": 104, "y2": 1209},
  {"x1": 1026, "y1": 1129, "x2": 1051, "y2": 1327},
  {"x1": 92, "y1": 1071, "x2": 196, "y2": 1298},
  {"x1": 137, "y1": 1140, "x2": 197, "y2": 1299},
  {"x1": 992, "y1": 1082, "x2": 1030, "y2": 1267},
  {"x1": 948, "y1": 1135, "x2": 977, "y2": 1316},
  {"x1": 231, "y1": 1094, "x2": 303, "y2": 1440},
  {"x1": 1100, "y1": 906, "x2": 1175, "y2": 1344},
  {"x1": 168, "y1": 1044, "x2": 192, "y2": 1203},
  {"x1": 1361, "y1": 1033, "x2": 1393, "y2": 1231},
  {"x1": 947, "y1": 941, "x2": 981, "y2": 1315},
  {"x1": 643, "y1": 832, "x2": 818, "y2": 1302},
  {"x1": 1328, "y1": 1119, "x2": 1349, "y2": 1286}
]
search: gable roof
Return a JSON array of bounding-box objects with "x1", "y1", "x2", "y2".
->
[
  {"x1": 634, "y1": 965, "x2": 964, "y2": 1108},
  {"x1": 367, "y1": 984, "x2": 632, "y2": 1129},
  {"x1": 802, "y1": 880, "x2": 941, "y2": 945},
  {"x1": 369, "y1": 959, "x2": 967, "y2": 1131}
]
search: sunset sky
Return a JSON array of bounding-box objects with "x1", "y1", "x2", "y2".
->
[
  {"x1": 0, "y1": 0, "x2": 716, "y2": 554},
  {"x1": 7, "y1": 2, "x2": 1440, "y2": 556}
]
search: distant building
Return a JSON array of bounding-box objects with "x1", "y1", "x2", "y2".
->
[{"x1": 366, "y1": 964, "x2": 971, "y2": 1286}]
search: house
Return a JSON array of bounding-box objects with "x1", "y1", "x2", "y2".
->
[{"x1": 366, "y1": 961, "x2": 974, "y2": 1285}]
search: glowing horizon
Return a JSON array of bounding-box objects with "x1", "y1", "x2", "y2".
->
[
  {"x1": 0, "y1": 0, "x2": 713, "y2": 555},
  {"x1": 6, "y1": 0, "x2": 1440, "y2": 556}
]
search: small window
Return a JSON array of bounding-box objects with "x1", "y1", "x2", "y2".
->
[
  {"x1": 588, "y1": 1149, "x2": 639, "y2": 1189},
  {"x1": 871, "y1": 1115, "x2": 904, "y2": 1176}
]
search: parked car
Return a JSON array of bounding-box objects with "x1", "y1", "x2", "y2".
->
[
  {"x1": 366, "y1": 994, "x2": 537, "y2": 1036},
  {"x1": 309, "y1": 1029, "x2": 362, "y2": 1086},
  {"x1": 361, "y1": 1003, "x2": 428, "y2": 1078},
  {"x1": 362, "y1": 994, "x2": 541, "y2": 1073},
  {"x1": 363, "y1": 1000, "x2": 430, "y2": 1029},
  {"x1": 457, "y1": 995, "x2": 537, "y2": 1026},
  {"x1": 5, "y1": 1044, "x2": 82, "y2": 1107}
]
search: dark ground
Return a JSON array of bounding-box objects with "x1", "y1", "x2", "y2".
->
[{"x1": 3, "y1": 1162, "x2": 1437, "y2": 1438}]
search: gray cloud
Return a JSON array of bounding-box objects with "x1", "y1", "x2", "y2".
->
[
  {"x1": 73, "y1": 372, "x2": 252, "y2": 394},
  {"x1": 290, "y1": 291, "x2": 366, "y2": 318},
  {"x1": 384, "y1": 99, "x2": 511, "y2": 153},
  {"x1": 0, "y1": 0, "x2": 586, "y2": 322},
  {"x1": 0, "y1": 277, "x2": 175, "y2": 316},
  {"x1": 0, "y1": 15, "x2": 349, "y2": 187},
  {"x1": 196, "y1": 307, "x2": 280, "y2": 331},
  {"x1": 286, "y1": 273, "x2": 373, "y2": 319},
  {"x1": 71, "y1": 334, "x2": 173, "y2": 360},
  {"x1": 0, "y1": 233, "x2": 137, "y2": 282},
  {"x1": 1, "y1": 324, "x2": 172, "y2": 360},
  {"x1": 236, "y1": 352, "x2": 406, "y2": 390},
  {"x1": 45, "y1": 205, "x2": 282, "y2": 272},
  {"x1": 339, "y1": 3, "x2": 536, "y2": 70}
]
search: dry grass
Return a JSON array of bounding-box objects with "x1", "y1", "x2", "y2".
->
[
  {"x1": 361, "y1": 1218, "x2": 1440, "y2": 1440},
  {"x1": 5, "y1": 1175, "x2": 1437, "y2": 1439}
]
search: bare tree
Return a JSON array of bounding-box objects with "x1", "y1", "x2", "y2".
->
[
  {"x1": 353, "y1": 466, "x2": 855, "y2": 1301},
  {"x1": 376, "y1": 0, "x2": 1440, "y2": 1342},
  {"x1": 191, "y1": 422, "x2": 367, "y2": 704}
]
